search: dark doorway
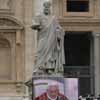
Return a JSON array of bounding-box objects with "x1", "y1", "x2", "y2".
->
[
  {"x1": 64, "y1": 32, "x2": 90, "y2": 66},
  {"x1": 64, "y1": 31, "x2": 93, "y2": 96}
]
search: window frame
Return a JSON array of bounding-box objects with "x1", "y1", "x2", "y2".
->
[{"x1": 63, "y1": 0, "x2": 94, "y2": 17}]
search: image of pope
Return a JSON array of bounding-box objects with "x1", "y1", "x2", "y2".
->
[{"x1": 35, "y1": 82, "x2": 69, "y2": 100}]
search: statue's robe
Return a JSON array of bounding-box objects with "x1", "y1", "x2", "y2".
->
[
  {"x1": 34, "y1": 15, "x2": 65, "y2": 72},
  {"x1": 35, "y1": 92, "x2": 69, "y2": 100}
]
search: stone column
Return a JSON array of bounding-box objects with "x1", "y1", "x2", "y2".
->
[
  {"x1": 16, "y1": 30, "x2": 22, "y2": 81},
  {"x1": 93, "y1": 32, "x2": 100, "y2": 96},
  {"x1": 16, "y1": 30, "x2": 23, "y2": 92},
  {"x1": 34, "y1": 30, "x2": 38, "y2": 65}
]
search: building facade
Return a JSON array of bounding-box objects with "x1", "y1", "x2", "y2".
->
[
  {"x1": 53, "y1": 0, "x2": 100, "y2": 96},
  {"x1": 0, "y1": 0, "x2": 100, "y2": 99},
  {"x1": 0, "y1": 0, "x2": 34, "y2": 99}
]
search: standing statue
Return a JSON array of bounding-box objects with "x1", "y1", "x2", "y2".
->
[{"x1": 32, "y1": 1, "x2": 65, "y2": 75}]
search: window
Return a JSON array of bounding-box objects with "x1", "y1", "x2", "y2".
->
[
  {"x1": 63, "y1": 0, "x2": 94, "y2": 17},
  {"x1": 67, "y1": 0, "x2": 89, "y2": 12}
]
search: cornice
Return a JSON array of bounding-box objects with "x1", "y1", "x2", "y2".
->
[{"x1": 59, "y1": 18, "x2": 100, "y2": 26}]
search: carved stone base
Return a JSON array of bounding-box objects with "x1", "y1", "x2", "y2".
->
[
  {"x1": 0, "y1": 96, "x2": 24, "y2": 100},
  {"x1": 33, "y1": 67, "x2": 64, "y2": 76}
]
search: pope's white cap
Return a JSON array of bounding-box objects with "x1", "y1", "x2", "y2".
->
[{"x1": 47, "y1": 81, "x2": 59, "y2": 88}]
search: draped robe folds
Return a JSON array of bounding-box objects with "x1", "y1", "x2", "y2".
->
[{"x1": 35, "y1": 16, "x2": 65, "y2": 73}]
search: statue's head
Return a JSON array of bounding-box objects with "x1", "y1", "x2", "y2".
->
[{"x1": 43, "y1": 1, "x2": 51, "y2": 15}]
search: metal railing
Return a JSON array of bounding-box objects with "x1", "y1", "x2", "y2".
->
[{"x1": 64, "y1": 66, "x2": 92, "y2": 77}]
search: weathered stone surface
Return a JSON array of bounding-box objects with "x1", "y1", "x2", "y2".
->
[{"x1": 1, "y1": 0, "x2": 100, "y2": 98}]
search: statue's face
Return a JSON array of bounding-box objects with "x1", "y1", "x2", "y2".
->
[
  {"x1": 47, "y1": 85, "x2": 59, "y2": 99},
  {"x1": 43, "y1": 8, "x2": 50, "y2": 15},
  {"x1": 43, "y1": 1, "x2": 51, "y2": 15}
]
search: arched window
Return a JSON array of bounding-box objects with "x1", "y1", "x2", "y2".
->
[{"x1": 0, "y1": 38, "x2": 11, "y2": 80}]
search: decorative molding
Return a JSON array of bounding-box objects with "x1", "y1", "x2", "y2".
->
[
  {"x1": 0, "y1": 0, "x2": 10, "y2": 10},
  {"x1": 16, "y1": 30, "x2": 21, "y2": 45},
  {"x1": 59, "y1": 18, "x2": 100, "y2": 26},
  {"x1": 0, "y1": 15, "x2": 24, "y2": 30},
  {"x1": 0, "y1": 18, "x2": 18, "y2": 26},
  {"x1": 0, "y1": 0, "x2": 13, "y2": 14},
  {"x1": 0, "y1": 38, "x2": 10, "y2": 48},
  {"x1": 16, "y1": 83, "x2": 23, "y2": 93}
]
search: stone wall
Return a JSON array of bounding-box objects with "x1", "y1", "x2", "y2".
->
[{"x1": 0, "y1": 0, "x2": 34, "y2": 99}]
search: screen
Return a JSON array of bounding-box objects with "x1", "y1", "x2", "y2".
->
[{"x1": 32, "y1": 77, "x2": 78, "y2": 100}]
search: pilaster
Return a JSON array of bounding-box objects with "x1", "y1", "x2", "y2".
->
[{"x1": 93, "y1": 32, "x2": 100, "y2": 96}]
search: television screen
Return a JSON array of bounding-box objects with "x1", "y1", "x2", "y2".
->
[{"x1": 32, "y1": 77, "x2": 78, "y2": 100}]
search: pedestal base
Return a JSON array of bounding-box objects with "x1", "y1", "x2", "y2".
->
[{"x1": 33, "y1": 67, "x2": 64, "y2": 77}]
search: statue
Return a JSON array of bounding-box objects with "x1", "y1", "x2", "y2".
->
[{"x1": 32, "y1": 1, "x2": 65, "y2": 75}]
